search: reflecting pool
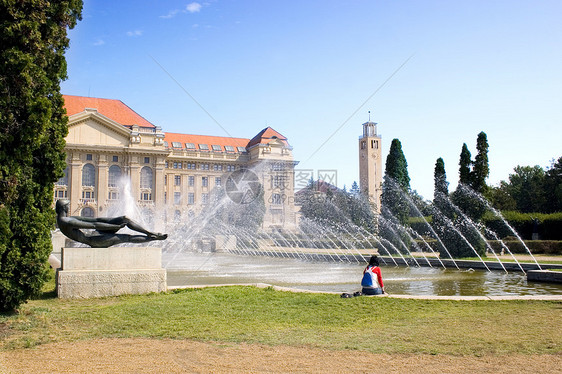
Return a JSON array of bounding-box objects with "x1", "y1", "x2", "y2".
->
[{"x1": 164, "y1": 252, "x2": 562, "y2": 296}]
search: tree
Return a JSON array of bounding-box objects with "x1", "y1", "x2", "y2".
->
[
  {"x1": 0, "y1": 1, "x2": 82, "y2": 311},
  {"x1": 432, "y1": 157, "x2": 456, "y2": 257},
  {"x1": 433, "y1": 157, "x2": 452, "y2": 218},
  {"x1": 380, "y1": 139, "x2": 412, "y2": 253},
  {"x1": 381, "y1": 139, "x2": 410, "y2": 225},
  {"x1": 471, "y1": 131, "x2": 489, "y2": 193},
  {"x1": 505, "y1": 165, "x2": 546, "y2": 213},
  {"x1": 486, "y1": 182, "x2": 517, "y2": 211},
  {"x1": 486, "y1": 156, "x2": 561, "y2": 214},
  {"x1": 454, "y1": 136, "x2": 487, "y2": 221},
  {"x1": 298, "y1": 181, "x2": 376, "y2": 233},
  {"x1": 434, "y1": 157, "x2": 448, "y2": 199},
  {"x1": 544, "y1": 156, "x2": 562, "y2": 213},
  {"x1": 458, "y1": 143, "x2": 472, "y2": 185},
  {"x1": 435, "y1": 156, "x2": 485, "y2": 258},
  {"x1": 383, "y1": 139, "x2": 410, "y2": 190},
  {"x1": 349, "y1": 181, "x2": 360, "y2": 196}
]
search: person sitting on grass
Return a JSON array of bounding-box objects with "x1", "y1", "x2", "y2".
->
[
  {"x1": 55, "y1": 199, "x2": 167, "y2": 248},
  {"x1": 361, "y1": 255, "x2": 385, "y2": 295}
]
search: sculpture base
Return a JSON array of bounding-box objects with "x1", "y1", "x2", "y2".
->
[{"x1": 57, "y1": 246, "x2": 167, "y2": 299}]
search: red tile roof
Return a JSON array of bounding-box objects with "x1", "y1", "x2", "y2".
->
[
  {"x1": 165, "y1": 127, "x2": 289, "y2": 151},
  {"x1": 164, "y1": 132, "x2": 250, "y2": 151},
  {"x1": 63, "y1": 96, "x2": 290, "y2": 150},
  {"x1": 247, "y1": 127, "x2": 289, "y2": 148},
  {"x1": 63, "y1": 95, "x2": 156, "y2": 128}
]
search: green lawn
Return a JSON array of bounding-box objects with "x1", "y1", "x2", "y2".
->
[{"x1": 1, "y1": 275, "x2": 561, "y2": 355}]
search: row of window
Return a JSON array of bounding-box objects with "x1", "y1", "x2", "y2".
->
[
  {"x1": 168, "y1": 192, "x2": 283, "y2": 206},
  {"x1": 58, "y1": 162, "x2": 242, "y2": 189},
  {"x1": 57, "y1": 164, "x2": 154, "y2": 189},
  {"x1": 84, "y1": 154, "x2": 152, "y2": 164},
  {"x1": 167, "y1": 162, "x2": 236, "y2": 172},
  {"x1": 169, "y1": 175, "x2": 221, "y2": 187},
  {"x1": 55, "y1": 190, "x2": 153, "y2": 202},
  {"x1": 171, "y1": 192, "x2": 207, "y2": 205},
  {"x1": 55, "y1": 190, "x2": 155, "y2": 202},
  {"x1": 167, "y1": 142, "x2": 247, "y2": 153}
]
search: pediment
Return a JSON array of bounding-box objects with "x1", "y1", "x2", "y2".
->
[
  {"x1": 66, "y1": 111, "x2": 131, "y2": 147},
  {"x1": 267, "y1": 138, "x2": 287, "y2": 147}
]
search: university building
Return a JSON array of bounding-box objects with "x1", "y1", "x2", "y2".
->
[{"x1": 55, "y1": 95, "x2": 297, "y2": 230}]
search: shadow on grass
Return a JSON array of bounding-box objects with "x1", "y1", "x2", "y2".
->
[{"x1": 34, "y1": 289, "x2": 57, "y2": 300}]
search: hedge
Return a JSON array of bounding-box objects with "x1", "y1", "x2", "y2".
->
[
  {"x1": 407, "y1": 212, "x2": 562, "y2": 241},
  {"x1": 488, "y1": 240, "x2": 562, "y2": 255},
  {"x1": 413, "y1": 239, "x2": 562, "y2": 256},
  {"x1": 482, "y1": 211, "x2": 562, "y2": 240}
]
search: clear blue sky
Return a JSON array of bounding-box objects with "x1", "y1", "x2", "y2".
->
[{"x1": 62, "y1": 0, "x2": 562, "y2": 200}]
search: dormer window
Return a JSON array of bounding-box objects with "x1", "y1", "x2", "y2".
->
[
  {"x1": 172, "y1": 142, "x2": 182, "y2": 149},
  {"x1": 225, "y1": 145, "x2": 235, "y2": 152},
  {"x1": 199, "y1": 144, "x2": 209, "y2": 151},
  {"x1": 211, "y1": 145, "x2": 222, "y2": 151},
  {"x1": 185, "y1": 143, "x2": 196, "y2": 150},
  {"x1": 237, "y1": 146, "x2": 247, "y2": 153}
]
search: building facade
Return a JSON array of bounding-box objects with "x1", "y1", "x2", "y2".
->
[
  {"x1": 55, "y1": 95, "x2": 297, "y2": 230},
  {"x1": 358, "y1": 121, "x2": 382, "y2": 212}
]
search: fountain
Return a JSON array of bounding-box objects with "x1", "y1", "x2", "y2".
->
[
  {"x1": 50, "y1": 164, "x2": 557, "y2": 297},
  {"x1": 151, "y1": 166, "x2": 562, "y2": 297}
]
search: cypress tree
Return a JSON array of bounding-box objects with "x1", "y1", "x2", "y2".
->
[
  {"x1": 0, "y1": 0, "x2": 82, "y2": 311},
  {"x1": 432, "y1": 157, "x2": 451, "y2": 257},
  {"x1": 384, "y1": 139, "x2": 410, "y2": 190},
  {"x1": 458, "y1": 143, "x2": 472, "y2": 186},
  {"x1": 433, "y1": 157, "x2": 448, "y2": 199},
  {"x1": 451, "y1": 137, "x2": 488, "y2": 257},
  {"x1": 382, "y1": 138, "x2": 410, "y2": 228},
  {"x1": 471, "y1": 131, "x2": 489, "y2": 193},
  {"x1": 350, "y1": 181, "x2": 360, "y2": 196}
]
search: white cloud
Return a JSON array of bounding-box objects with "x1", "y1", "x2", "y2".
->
[
  {"x1": 93, "y1": 39, "x2": 105, "y2": 46},
  {"x1": 126, "y1": 30, "x2": 143, "y2": 37},
  {"x1": 160, "y1": 2, "x2": 202, "y2": 20},
  {"x1": 160, "y1": 9, "x2": 181, "y2": 19},
  {"x1": 186, "y1": 2, "x2": 202, "y2": 13}
]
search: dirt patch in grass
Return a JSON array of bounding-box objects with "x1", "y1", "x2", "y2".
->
[
  {"x1": 1, "y1": 338, "x2": 560, "y2": 374},
  {"x1": 0, "y1": 323, "x2": 13, "y2": 341}
]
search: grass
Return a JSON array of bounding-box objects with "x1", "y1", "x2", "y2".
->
[{"x1": 1, "y1": 272, "x2": 561, "y2": 355}]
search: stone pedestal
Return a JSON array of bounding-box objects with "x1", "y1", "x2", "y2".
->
[
  {"x1": 57, "y1": 247, "x2": 167, "y2": 299},
  {"x1": 215, "y1": 235, "x2": 237, "y2": 252}
]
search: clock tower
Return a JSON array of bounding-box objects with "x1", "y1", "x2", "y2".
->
[{"x1": 358, "y1": 120, "x2": 382, "y2": 213}]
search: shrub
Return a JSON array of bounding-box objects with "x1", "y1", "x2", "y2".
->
[
  {"x1": 482, "y1": 211, "x2": 562, "y2": 240},
  {"x1": 408, "y1": 216, "x2": 433, "y2": 237},
  {"x1": 488, "y1": 240, "x2": 562, "y2": 255}
]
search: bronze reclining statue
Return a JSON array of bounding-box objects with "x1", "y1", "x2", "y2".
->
[{"x1": 56, "y1": 199, "x2": 167, "y2": 248}]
